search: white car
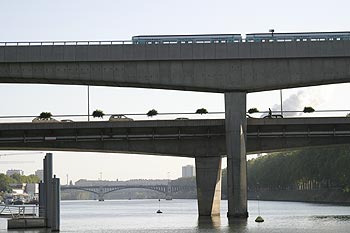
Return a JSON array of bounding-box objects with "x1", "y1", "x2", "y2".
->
[
  {"x1": 109, "y1": 114, "x2": 133, "y2": 121},
  {"x1": 32, "y1": 117, "x2": 59, "y2": 123}
]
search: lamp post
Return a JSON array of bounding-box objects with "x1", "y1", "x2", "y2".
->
[
  {"x1": 280, "y1": 89, "x2": 283, "y2": 116},
  {"x1": 269, "y1": 29, "x2": 275, "y2": 37},
  {"x1": 87, "y1": 85, "x2": 90, "y2": 121}
]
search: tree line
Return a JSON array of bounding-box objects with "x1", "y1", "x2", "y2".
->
[
  {"x1": 247, "y1": 145, "x2": 350, "y2": 192},
  {"x1": 0, "y1": 173, "x2": 40, "y2": 192}
]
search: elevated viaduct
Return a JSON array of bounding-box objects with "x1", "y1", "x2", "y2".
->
[{"x1": 1, "y1": 39, "x2": 350, "y2": 217}]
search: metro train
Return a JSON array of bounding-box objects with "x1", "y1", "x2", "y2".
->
[
  {"x1": 131, "y1": 32, "x2": 350, "y2": 44},
  {"x1": 132, "y1": 34, "x2": 242, "y2": 44}
]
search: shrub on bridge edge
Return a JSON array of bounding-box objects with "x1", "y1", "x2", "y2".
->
[
  {"x1": 92, "y1": 109, "x2": 105, "y2": 118},
  {"x1": 248, "y1": 108, "x2": 259, "y2": 114},
  {"x1": 195, "y1": 108, "x2": 208, "y2": 115},
  {"x1": 303, "y1": 106, "x2": 315, "y2": 113},
  {"x1": 147, "y1": 109, "x2": 158, "y2": 117},
  {"x1": 39, "y1": 112, "x2": 53, "y2": 119}
]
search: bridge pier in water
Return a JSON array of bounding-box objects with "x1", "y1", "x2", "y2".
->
[
  {"x1": 195, "y1": 156, "x2": 222, "y2": 216},
  {"x1": 98, "y1": 193, "x2": 105, "y2": 201},
  {"x1": 41, "y1": 153, "x2": 60, "y2": 230},
  {"x1": 225, "y1": 92, "x2": 248, "y2": 218}
]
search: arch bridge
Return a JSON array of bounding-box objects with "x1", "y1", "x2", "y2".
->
[{"x1": 61, "y1": 184, "x2": 195, "y2": 201}]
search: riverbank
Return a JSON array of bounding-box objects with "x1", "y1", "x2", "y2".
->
[{"x1": 248, "y1": 189, "x2": 350, "y2": 205}]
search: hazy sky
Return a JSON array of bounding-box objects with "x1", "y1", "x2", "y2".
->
[{"x1": 0, "y1": 0, "x2": 349, "y2": 182}]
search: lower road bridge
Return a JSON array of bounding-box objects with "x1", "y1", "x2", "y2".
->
[
  {"x1": 1, "y1": 117, "x2": 350, "y2": 217},
  {"x1": 60, "y1": 184, "x2": 195, "y2": 201}
]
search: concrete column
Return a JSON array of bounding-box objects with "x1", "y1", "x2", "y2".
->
[
  {"x1": 165, "y1": 182, "x2": 173, "y2": 200},
  {"x1": 51, "y1": 176, "x2": 60, "y2": 232},
  {"x1": 44, "y1": 153, "x2": 53, "y2": 227},
  {"x1": 225, "y1": 92, "x2": 248, "y2": 218},
  {"x1": 39, "y1": 181, "x2": 45, "y2": 217},
  {"x1": 98, "y1": 193, "x2": 105, "y2": 201},
  {"x1": 195, "y1": 156, "x2": 222, "y2": 216}
]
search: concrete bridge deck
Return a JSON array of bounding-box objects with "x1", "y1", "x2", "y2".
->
[
  {"x1": 1, "y1": 40, "x2": 350, "y2": 92},
  {"x1": 0, "y1": 117, "x2": 349, "y2": 156}
]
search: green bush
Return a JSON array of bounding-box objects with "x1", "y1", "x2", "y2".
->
[
  {"x1": 39, "y1": 112, "x2": 52, "y2": 119},
  {"x1": 248, "y1": 108, "x2": 259, "y2": 114},
  {"x1": 303, "y1": 106, "x2": 315, "y2": 113},
  {"x1": 195, "y1": 108, "x2": 208, "y2": 115},
  {"x1": 147, "y1": 109, "x2": 158, "y2": 117},
  {"x1": 92, "y1": 109, "x2": 104, "y2": 118}
]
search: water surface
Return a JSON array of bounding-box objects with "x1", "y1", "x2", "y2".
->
[{"x1": 1, "y1": 199, "x2": 350, "y2": 232}]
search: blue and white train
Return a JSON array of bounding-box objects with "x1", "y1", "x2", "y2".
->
[
  {"x1": 131, "y1": 32, "x2": 350, "y2": 44},
  {"x1": 132, "y1": 34, "x2": 242, "y2": 44},
  {"x1": 245, "y1": 31, "x2": 350, "y2": 42}
]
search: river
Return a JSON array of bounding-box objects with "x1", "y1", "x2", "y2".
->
[{"x1": 0, "y1": 199, "x2": 350, "y2": 232}]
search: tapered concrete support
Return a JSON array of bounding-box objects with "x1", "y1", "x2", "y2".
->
[
  {"x1": 195, "y1": 156, "x2": 222, "y2": 216},
  {"x1": 225, "y1": 92, "x2": 248, "y2": 218}
]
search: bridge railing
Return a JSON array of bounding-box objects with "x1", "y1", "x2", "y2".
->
[
  {"x1": 0, "y1": 110, "x2": 349, "y2": 123},
  {"x1": 0, "y1": 40, "x2": 134, "y2": 46},
  {"x1": 1, "y1": 34, "x2": 350, "y2": 46},
  {"x1": 0, "y1": 204, "x2": 38, "y2": 218}
]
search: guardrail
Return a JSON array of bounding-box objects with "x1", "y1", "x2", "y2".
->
[
  {"x1": 1, "y1": 36, "x2": 350, "y2": 46},
  {"x1": 0, "y1": 110, "x2": 349, "y2": 123},
  {"x1": 0, "y1": 40, "x2": 134, "y2": 46},
  {"x1": 0, "y1": 204, "x2": 38, "y2": 218}
]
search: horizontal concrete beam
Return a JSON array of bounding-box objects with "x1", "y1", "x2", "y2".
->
[
  {"x1": 0, "y1": 118, "x2": 349, "y2": 156},
  {"x1": 1, "y1": 41, "x2": 350, "y2": 92}
]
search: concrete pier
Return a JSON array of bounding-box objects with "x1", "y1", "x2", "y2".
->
[
  {"x1": 195, "y1": 156, "x2": 222, "y2": 216},
  {"x1": 98, "y1": 192, "x2": 105, "y2": 202},
  {"x1": 225, "y1": 92, "x2": 248, "y2": 218}
]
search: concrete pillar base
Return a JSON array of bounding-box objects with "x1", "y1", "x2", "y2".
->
[
  {"x1": 227, "y1": 212, "x2": 249, "y2": 218},
  {"x1": 195, "y1": 156, "x2": 222, "y2": 216}
]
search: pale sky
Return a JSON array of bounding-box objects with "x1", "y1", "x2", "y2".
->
[{"x1": 0, "y1": 0, "x2": 349, "y2": 182}]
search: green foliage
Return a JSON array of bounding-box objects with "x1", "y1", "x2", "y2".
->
[
  {"x1": 146, "y1": 109, "x2": 158, "y2": 117},
  {"x1": 303, "y1": 106, "x2": 315, "y2": 113},
  {"x1": 39, "y1": 112, "x2": 52, "y2": 119},
  {"x1": 248, "y1": 108, "x2": 259, "y2": 114},
  {"x1": 247, "y1": 146, "x2": 350, "y2": 192},
  {"x1": 171, "y1": 177, "x2": 196, "y2": 186},
  {"x1": 92, "y1": 109, "x2": 104, "y2": 118},
  {"x1": 0, "y1": 174, "x2": 40, "y2": 193},
  {"x1": 195, "y1": 108, "x2": 208, "y2": 115},
  {"x1": 0, "y1": 174, "x2": 15, "y2": 192}
]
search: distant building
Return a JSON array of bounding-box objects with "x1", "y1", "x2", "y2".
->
[
  {"x1": 35, "y1": 169, "x2": 44, "y2": 181},
  {"x1": 6, "y1": 169, "x2": 24, "y2": 176},
  {"x1": 182, "y1": 165, "x2": 195, "y2": 178}
]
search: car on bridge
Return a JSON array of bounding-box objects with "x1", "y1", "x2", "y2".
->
[
  {"x1": 109, "y1": 114, "x2": 133, "y2": 121},
  {"x1": 263, "y1": 114, "x2": 283, "y2": 119},
  {"x1": 32, "y1": 117, "x2": 59, "y2": 123}
]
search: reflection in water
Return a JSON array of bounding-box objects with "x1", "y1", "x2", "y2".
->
[
  {"x1": 227, "y1": 218, "x2": 248, "y2": 233},
  {"x1": 313, "y1": 215, "x2": 350, "y2": 221},
  {"x1": 197, "y1": 216, "x2": 221, "y2": 229}
]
